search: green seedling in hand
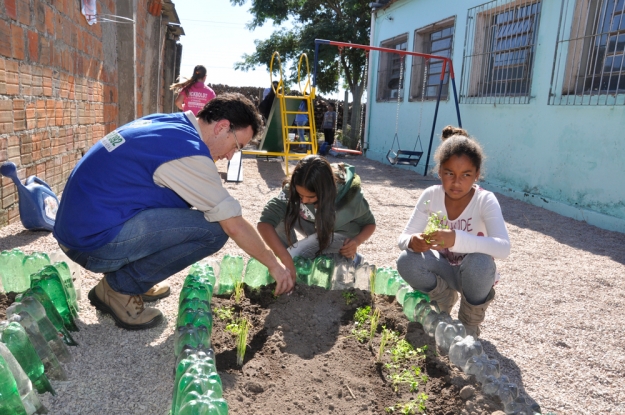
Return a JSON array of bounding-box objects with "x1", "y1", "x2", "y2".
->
[{"x1": 423, "y1": 211, "x2": 449, "y2": 245}]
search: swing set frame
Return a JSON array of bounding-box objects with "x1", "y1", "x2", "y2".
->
[{"x1": 313, "y1": 39, "x2": 463, "y2": 176}]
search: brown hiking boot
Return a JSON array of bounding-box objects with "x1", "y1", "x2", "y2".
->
[
  {"x1": 427, "y1": 275, "x2": 459, "y2": 314},
  {"x1": 88, "y1": 277, "x2": 162, "y2": 330},
  {"x1": 458, "y1": 288, "x2": 496, "y2": 338},
  {"x1": 141, "y1": 281, "x2": 171, "y2": 302}
]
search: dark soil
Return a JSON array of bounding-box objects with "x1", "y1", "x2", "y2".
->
[
  {"x1": 210, "y1": 283, "x2": 504, "y2": 415},
  {"x1": 0, "y1": 291, "x2": 18, "y2": 320}
]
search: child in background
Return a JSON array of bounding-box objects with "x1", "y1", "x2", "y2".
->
[
  {"x1": 258, "y1": 155, "x2": 376, "y2": 282},
  {"x1": 322, "y1": 103, "x2": 337, "y2": 146},
  {"x1": 396, "y1": 126, "x2": 510, "y2": 337},
  {"x1": 170, "y1": 65, "x2": 216, "y2": 116},
  {"x1": 294, "y1": 100, "x2": 309, "y2": 152}
]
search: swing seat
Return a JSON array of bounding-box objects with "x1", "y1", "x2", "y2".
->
[{"x1": 386, "y1": 149, "x2": 423, "y2": 167}]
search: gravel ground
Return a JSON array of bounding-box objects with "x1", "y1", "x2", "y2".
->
[{"x1": 1, "y1": 154, "x2": 624, "y2": 414}]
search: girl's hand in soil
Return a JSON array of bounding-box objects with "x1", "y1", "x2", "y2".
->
[
  {"x1": 408, "y1": 233, "x2": 431, "y2": 252},
  {"x1": 426, "y1": 229, "x2": 456, "y2": 251},
  {"x1": 269, "y1": 263, "x2": 295, "y2": 295}
]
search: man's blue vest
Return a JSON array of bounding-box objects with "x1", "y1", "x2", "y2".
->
[{"x1": 54, "y1": 112, "x2": 212, "y2": 251}]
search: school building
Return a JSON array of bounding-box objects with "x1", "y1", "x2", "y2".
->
[{"x1": 364, "y1": 0, "x2": 625, "y2": 233}]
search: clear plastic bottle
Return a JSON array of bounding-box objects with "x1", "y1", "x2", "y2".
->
[
  {"x1": 449, "y1": 335, "x2": 483, "y2": 369},
  {"x1": 16, "y1": 288, "x2": 78, "y2": 346},
  {"x1": 21, "y1": 253, "x2": 50, "y2": 286},
  {"x1": 48, "y1": 249, "x2": 83, "y2": 301},
  {"x1": 6, "y1": 297, "x2": 75, "y2": 358},
  {"x1": 423, "y1": 311, "x2": 452, "y2": 337},
  {"x1": 435, "y1": 320, "x2": 466, "y2": 355}
]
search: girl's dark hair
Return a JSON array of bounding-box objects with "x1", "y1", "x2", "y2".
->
[
  {"x1": 285, "y1": 156, "x2": 337, "y2": 255},
  {"x1": 434, "y1": 125, "x2": 485, "y2": 178},
  {"x1": 170, "y1": 65, "x2": 207, "y2": 93}
]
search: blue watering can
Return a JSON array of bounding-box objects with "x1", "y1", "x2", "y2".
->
[{"x1": 0, "y1": 161, "x2": 59, "y2": 231}]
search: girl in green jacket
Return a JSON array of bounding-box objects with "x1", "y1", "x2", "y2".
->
[{"x1": 258, "y1": 156, "x2": 376, "y2": 282}]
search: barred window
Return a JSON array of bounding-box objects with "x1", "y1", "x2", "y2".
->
[
  {"x1": 410, "y1": 17, "x2": 456, "y2": 101},
  {"x1": 376, "y1": 34, "x2": 408, "y2": 102},
  {"x1": 550, "y1": 0, "x2": 625, "y2": 105},
  {"x1": 460, "y1": 0, "x2": 542, "y2": 104}
]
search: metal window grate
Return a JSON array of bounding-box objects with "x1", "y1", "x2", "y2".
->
[
  {"x1": 376, "y1": 35, "x2": 408, "y2": 101},
  {"x1": 410, "y1": 23, "x2": 455, "y2": 101},
  {"x1": 460, "y1": 0, "x2": 542, "y2": 104},
  {"x1": 549, "y1": 0, "x2": 625, "y2": 105}
]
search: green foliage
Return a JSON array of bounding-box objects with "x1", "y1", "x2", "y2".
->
[
  {"x1": 342, "y1": 291, "x2": 356, "y2": 305},
  {"x1": 215, "y1": 306, "x2": 234, "y2": 321},
  {"x1": 423, "y1": 210, "x2": 449, "y2": 244},
  {"x1": 389, "y1": 366, "x2": 426, "y2": 393},
  {"x1": 390, "y1": 340, "x2": 427, "y2": 364},
  {"x1": 385, "y1": 394, "x2": 428, "y2": 414},
  {"x1": 230, "y1": 0, "x2": 371, "y2": 96},
  {"x1": 225, "y1": 314, "x2": 252, "y2": 366},
  {"x1": 369, "y1": 308, "x2": 380, "y2": 343},
  {"x1": 351, "y1": 305, "x2": 371, "y2": 343}
]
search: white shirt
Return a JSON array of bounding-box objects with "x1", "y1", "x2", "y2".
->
[{"x1": 398, "y1": 184, "x2": 510, "y2": 266}]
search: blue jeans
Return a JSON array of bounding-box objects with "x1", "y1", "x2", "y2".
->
[
  {"x1": 396, "y1": 250, "x2": 495, "y2": 305},
  {"x1": 61, "y1": 208, "x2": 229, "y2": 295}
]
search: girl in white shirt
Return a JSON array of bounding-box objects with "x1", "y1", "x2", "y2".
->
[{"x1": 396, "y1": 126, "x2": 510, "y2": 337}]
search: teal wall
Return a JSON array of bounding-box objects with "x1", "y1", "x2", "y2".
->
[{"x1": 366, "y1": 0, "x2": 625, "y2": 232}]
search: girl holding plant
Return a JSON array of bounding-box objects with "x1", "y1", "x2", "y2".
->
[
  {"x1": 396, "y1": 126, "x2": 510, "y2": 337},
  {"x1": 258, "y1": 155, "x2": 376, "y2": 283}
]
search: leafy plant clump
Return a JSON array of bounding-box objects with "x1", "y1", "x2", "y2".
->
[
  {"x1": 423, "y1": 210, "x2": 449, "y2": 244},
  {"x1": 388, "y1": 366, "x2": 428, "y2": 393},
  {"x1": 342, "y1": 291, "x2": 356, "y2": 305},
  {"x1": 369, "y1": 308, "x2": 381, "y2": 345},
  {"x1": 385, "y1": 394, "x2": 428, "y2": 414},
  {"x1": 351, "y1": 305, "x2": 372, "y2": 343},
  {"x1": 214, "y1": 306, "x2": 234, "y2": 321}
]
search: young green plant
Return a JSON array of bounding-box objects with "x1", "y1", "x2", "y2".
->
[
  {"x1": 351, "y1": 305, "x2": 371, "y2": 343},
  {"x1": 342, "y1": 291, "x2": 356, "y2": 306},
  {"x1": 369, "y1": 308, "x2": 381, "y2": 346},
  {"x1": 226, "y1": 314, "x2": 251, "y2": 366},
  {"x1": 423, "y1": 210, "x2": 449, "y2": 244},
  {"x1": 233, "y1": 280, "x2": 244, "y2": 304},
  {"x1": 214, "y1": 306, "x2": 234, "y2": 321}
]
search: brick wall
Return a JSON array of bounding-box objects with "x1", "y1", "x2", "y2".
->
[{"x1": 0, "y1": 0, "x2": 119, "y2": 227}]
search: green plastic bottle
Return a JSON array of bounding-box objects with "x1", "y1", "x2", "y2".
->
[
  {"x1": 0, "y1": 341, "x2": 45, "y2": 414},
  {"x1": 387, "y1": 271, "x2": 403, "y2": 296},
  {"x1": 293, "y1": 256, "x2": 313, "y2": 285},
  {"x1": 21, "y1": 252, "x2": 50, "y2": 284},
  {"x1": 216, "y1": 255, "x2": 244, "y2": 295},
  {"x1": 309, "y1": 255, "x2": 334, "y2": 289},
  {"x1": 0, "y1": 249, "x2": 28, "y2": 293},
  {"x1": 177, "y1": 308, "x2": 213, "y2": 334},
  {"x1": 0, "y1": 352, "x2": 28, "y2": 415},
  {"x1": 16, "y1": 288, "x2": 78, "y2": 346},
  {"x1": 179, "y1": 284, "x2": 213, "y2": 306},
  {"x1": 8, "y1": 312, "x2": 67, "y2": 381},
  {"x1": 172, "y1": 358, "x2": 222, "y2": 415},
  {"x1": 402, "y1": 291, "x2": 431, "y2": 322},
  {"x1": 395, "y1": 284, "x2": 412, "y2": 306},
  {"x1": 188, "y1": 264, "x2": 217, "y2": 287},
  {"x1": 242, "y1": 258, "x2": 273, "y2": 288},
  {"x1": 0, "y1": 321, "x2": 55, "y2": 395},
  {"x1": 178, "y1": 298, "x2": 211, "y2": 316},
  {"x1": 174, "y1": 376, "x2": 223, "y2": 414},
  {"x1": 178, "y1": 396, "x2": 228, "y2": 415},
  {"x1": 30, "y1": 265, "x2": 79, "y2": 331},
  {"x1": 174, "y1": 324, "x2": 211, "y2": 357},
  {"x1": 374, "y1": 267, "x2": 394, "y2": 295},
  {"x1": 50, "y1": 261, "x2": 79, "y2": 314}
]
